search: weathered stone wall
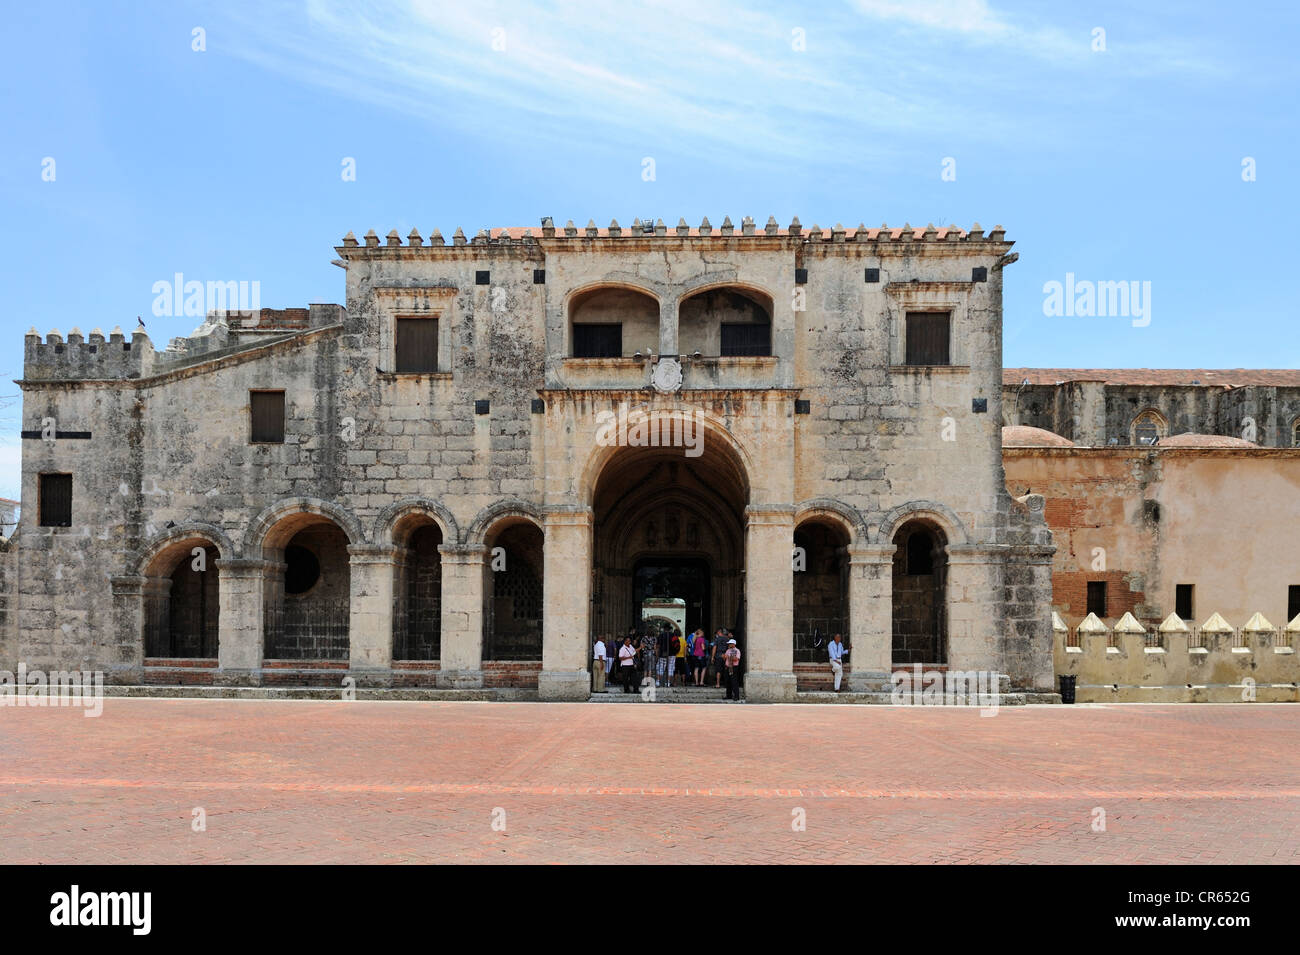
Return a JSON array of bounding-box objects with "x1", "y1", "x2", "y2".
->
[
  {"x1": 11, "y1": 221, "x2": 1051, "y2": 696},
  {"x1": 1005, "y1": 446, "x2": 1300, "y2": 630}
]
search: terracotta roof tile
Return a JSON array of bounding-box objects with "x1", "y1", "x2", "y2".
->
[{"x1": 1003, "y1": 368, "x2": 1300, "y2": 388}]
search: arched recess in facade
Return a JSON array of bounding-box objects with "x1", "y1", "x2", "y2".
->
[
  {"x1": 249, "y1": 500, "x2": 363, "y2": 662},
  {"x1": 375, "y1": 499, "x2": 459, "y2": 662},
  {"x1": 877, "y1": 502, "x2": 967, "y2": 667},
  {"x1": 136, "y1": 523, "x2": 233, "y2": 659},
  {"x1": 566, "y1": 283, "x2": 661, "y2": 358},
  {"x1": 587, "y1": 410, "x2": 752, "y2": 656},
  {"x1": 474, "y1": 505, "x2": 545, "y2": 662},
  {"x1": 678, "y1": 283, "x2": 775, "y2": 357},
  {"x1": 792, "y1": 503, "x2": 861, "y2": 664}
]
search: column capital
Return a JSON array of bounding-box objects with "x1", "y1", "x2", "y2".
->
[
  {"x1": 848, "y1": 542, "x2": 897, "y2": 564},
  {"x1": 347, "y1": 543, "x2": 400, "y2": 564},
  {"x1": 215, "y1": 558, "x2": 280, "y2": 577},
  {"x1": 438, "y1": 543, "x2": 489, "y2": 562},
  {"x1": 109, "y1": 575, "x2": 149, "y2": 597},
  {"x1": 543, "y1": 506, "x2": 594, "y2": 527},
  {"x1": 745, "y1": 504, "x2": 795, "y2": 525},
  {"x1": 945, "y1": 543, "x2": 1009, "y2": 564}
]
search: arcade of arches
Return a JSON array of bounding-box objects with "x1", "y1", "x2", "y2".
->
[{"x1": 135, "y1": 426, "x2": 990, "y2": 699}]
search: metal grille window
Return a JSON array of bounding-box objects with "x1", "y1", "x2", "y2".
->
[
  {"x1": 1175, "y1": 584, "x2": 1194, "y2": 621},
  {"x1": 1086, "y1": 581, "x2": 1108, "y2": 618},
  {"x1": 395, "y1": 317, "x2": 438, "y2": 373},
  {"x1": 249, "y1": 391, "x2": 285, "y2": 443},
  {"x1": 38, "y1": 473, "x2": 72, "y2": 527},
  {"x1": 572, "y1": 323, "x2": 622, "y2": 358},
  {"x1": 720, "y1": 322, "x2": 771, "y2": 357},
  {"x1": 905, "y1": 312, "x2": 951, "y2": 365}
]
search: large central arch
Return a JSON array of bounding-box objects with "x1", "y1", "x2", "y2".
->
[{"x1": 588, "y1": 410, "x2": 751, "y2": 682}]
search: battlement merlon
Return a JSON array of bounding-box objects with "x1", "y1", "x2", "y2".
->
[
  {"x1": 333, "y1": 219, "x2": 1014, "y2": 259},
  {"x1": 21, "y1": 305, "x2": 345, "y2": 381}
]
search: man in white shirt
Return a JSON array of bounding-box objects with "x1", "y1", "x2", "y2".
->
[
  {"x1": 828, "y1": 633, "x2": 848, "y2": 692},
  {"x1": 618, "y1": 636, "x2": 638, "y2": 693},
  {"x1": 592, "y1": 636, "x2": 607, "y2": 693}
]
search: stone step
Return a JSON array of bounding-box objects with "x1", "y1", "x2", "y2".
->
[{"x1": 589, "y1": 686, "x2": 741, "y2": 703}]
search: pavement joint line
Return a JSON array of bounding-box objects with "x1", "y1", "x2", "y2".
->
[{"x1": 3, "y1": 777, "x2": 1298, "y2": 800}]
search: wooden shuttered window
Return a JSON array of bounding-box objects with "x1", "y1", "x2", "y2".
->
[
  {"x1": 250, "y1": 391, "x2": 285, "y2": 444},
  {"x1": 39, "y1": 473, "x2": 72, "y2": 527},
  {"x1": 720, "y1": 322, "x2": 772, "y2": 357},
  {"x1": 395, "y1": 317, "x2": 438, "y2": 373},
  {"x1": 905, "y1": 312, "x2": 951, "y2": 366},
  {"x1": 572, "y1": 323, "x2": 622, "y2": 358},
  {"x1": 1086, "y1": 581, "x2": 1108, "y2": 618}
]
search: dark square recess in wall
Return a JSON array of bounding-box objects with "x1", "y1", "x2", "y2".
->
[
  {"x1": 533, "y1": 269, "x2": 546, "y2": 284},
  {"x1": 795, "y1": 399, "x2": 811, "y2": 414},
  {"x1": 475, "y1": 270, "x2": 491, "y2": 285},
  {"x1": 864, "y1": 268, "x2": 880, "y2": 283},
  {"x1": 795, "y1": 268, "x2": 808, "y2": 285},
  {"x1": 474, "y1": 399, "x2": 490, "y2": 415},
  {"x1": 972, "y1": 266, "x2": 988, "y2": 282},
  {"x1": 972, "y1": 398, "x2": 988, "y2": 413},
  {"x1": 530, "y1": 398, "x2": 545, "y2": 414}
]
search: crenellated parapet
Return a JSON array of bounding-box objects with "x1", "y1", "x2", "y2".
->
[
  {"x1": 335, "y1": 218, "x2": 1012, "y2": 259},
  {"x1": 23, "y1": 325, "x2": 156, "y2": 381}
]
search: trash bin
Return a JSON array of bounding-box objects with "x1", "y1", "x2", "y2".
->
[{"x1": 1059, "y1": 674, "x2": 1077, "y2": 704}]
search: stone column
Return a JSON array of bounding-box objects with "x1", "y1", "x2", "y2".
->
[
  {"x1": 846, "y1": 543, "x2": 896, "y2": 692},
  {"x1": 108, "y1": 575, "x2": 148, "y2": 684},
  {"x1": 214, "y1": 558, "x2": 272, "y2": 685},
  {"x1": 744, "y1": 505, "x2": 796, "y2": 702},
  {"x1": 658, "y1": 297, "x2": 678, "y2": 358},
  {"x1": 438, "y1": 544, "x2": 486, "y2": 688},
  {"x1": 348, "y1": 544, "x2": 397, "y2": 686},
  {"x1": 539, "y1": 508, "x2": 592, "y2": 700},
  {"x1": 943, "y1": 544, "x2": 1008, "y2": 677}
]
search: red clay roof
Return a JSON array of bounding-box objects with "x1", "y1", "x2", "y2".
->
[
  {"x1": 1157, "y1": 433, "x2": 1259, "y2": 448},
  {"x1": 1003, "y1": 368, "x2": 1300, "y2": 388},
  {"x1": 1002, "y1": 426, "x2": 1074, "y2": 448}
]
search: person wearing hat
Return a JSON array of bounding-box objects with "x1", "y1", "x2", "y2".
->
[{"x1": 723, "y1": 637, "x2": 742, "y2": 700}]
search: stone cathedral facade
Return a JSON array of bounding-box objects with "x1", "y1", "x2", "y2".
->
[{"x1": 2, "y1": 217, "x2": 1056, "y2": 701}]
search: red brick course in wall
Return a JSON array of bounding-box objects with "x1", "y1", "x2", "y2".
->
[{"x1": 482, "y1": 661, "x2": 541, "y2": 688}]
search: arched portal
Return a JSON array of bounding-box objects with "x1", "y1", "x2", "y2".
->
[
  {"x1": 392, "y1": 517, "x2": 443, "y2": 661},
  {"x1": 891, "y1": 519, "x2": 948, "y2": 664},
  {"x1": 793, "y1": 518, "x2": 850, "y2": 662},
  {"x1": 142, "y1": 538, "x2": 221, "y2": 659},
  {"x1": 483, "y1": 518, "x2": 544, "y2": 661},
  {"x1": 590, "y1": 417, "x2": 750, "y2": 673},
  {"x1": 261, "y1": 513, "x2": 352, "y2": 661}
]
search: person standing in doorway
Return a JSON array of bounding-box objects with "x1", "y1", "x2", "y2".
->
[
  {"x1": 710, "y1": 628, "x2": 726, "y2": 688},
  {"x1": 656, "y1": 626, "x2": 672, "y2": 687},
  {"x1": 592, "y1": 634, "x2": 607, "y2": 693},
  {"x1": 619, "y1": 636, "x2": 638, "y2": 693},
  {"x1": 828, "y1": 632, "x2": 848, "y2": 692},
  {"x1": 639, "y1": 630, "x2": 656, "y2": 688},
  {"x1": 674, "y1": 626, "x2": 688, "y2": 687},
  {"x1": 691, "y1": 629, "x2": 707, "y2": 686},
  {"x1": 723, "y1": 638, "x2": 742, "y2": 700}
]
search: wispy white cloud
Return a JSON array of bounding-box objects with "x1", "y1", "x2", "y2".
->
[{"x1": 217, "y1": 0, "x2": 1223, "y2": 167}]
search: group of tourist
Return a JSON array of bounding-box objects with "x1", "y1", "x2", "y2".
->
[{"x1": 591, "y1": 626, "x2": 744, "y2": 699}]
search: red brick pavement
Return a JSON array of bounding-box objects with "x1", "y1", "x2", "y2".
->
[{"x1": 1, "y1": 699, "x2": 1297, "y2": 864}]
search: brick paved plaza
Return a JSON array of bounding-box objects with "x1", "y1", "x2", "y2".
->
[{"x1": 2, "y1": 699, "x2": 1297, "y2": 864}]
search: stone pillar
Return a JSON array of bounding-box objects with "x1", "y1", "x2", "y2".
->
[
  {"x1": 944, "y1": 544, "x2": 1008, "y2": 677},
  {"x1": 846, "y1": 543, "x2": 896, "y2": 692},
  {"x1": 214, "y1": 559, "x2": 271, "y2": 685},
  {"x1": 438, "y1": 544, "x2": 486, "y2": 688},
  {"x1": 108, "y1": 575, "x2": 148, "y2": 684},
  {"x1": 658, "y1": 297, "x2": 677, "y2": 358},
  {"x1": 539, "y1": 508, "x2": 592, "y2": 700},
  {"x1": 744, "y1": 505, "x2": 796, "y2": 702},
  {"x1": 348, "y1": 544, "x2": 397, "y2": 686}
]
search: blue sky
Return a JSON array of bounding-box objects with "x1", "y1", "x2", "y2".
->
[{"x1": 1, "y1": 0, "x2": 1296, "y2": 499}]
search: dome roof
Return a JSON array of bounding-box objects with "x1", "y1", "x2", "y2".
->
[
  {"x1": 1002, "y1": 425, "x2": 1074, "y2": 448},
  {"x1": 1157, "y1": 432, "x2": 1258, "y2": 448}
]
